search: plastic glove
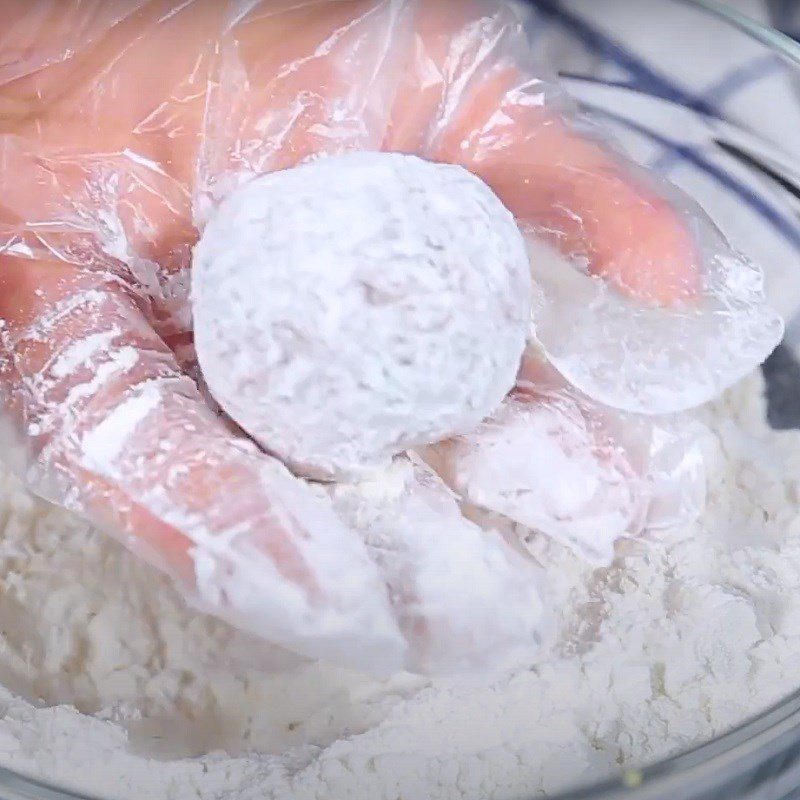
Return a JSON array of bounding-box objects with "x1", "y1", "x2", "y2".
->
[
  {"x1": 0, "y1": 0, "x2": 780, "y2": 674},
  {"x1": 424, "y1": 349, "x2": 707, "y2": 565}
]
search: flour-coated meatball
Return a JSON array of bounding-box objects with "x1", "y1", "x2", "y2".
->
[{"x1": 192, "y1": 152, "x2": 533, "y2": 480}]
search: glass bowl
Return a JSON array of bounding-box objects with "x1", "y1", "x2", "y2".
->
[
  {"x1": 0, "y1": 1, "x2": 799, "y2": 799},
  {"x1": 547, "y1": 1, "x2": 800, "y2": 798}
]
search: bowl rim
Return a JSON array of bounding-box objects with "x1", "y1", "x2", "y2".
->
[
  {"x1": 679, "y1": 0, "x2": 800, "y2": 68},
  {"x1": 555, "y1": 687, "x2": 800, "y2": 799}
]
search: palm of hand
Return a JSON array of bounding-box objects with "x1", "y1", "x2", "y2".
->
[{"x1": 0, "y1": 0, "x2": 732, "y2": 674}]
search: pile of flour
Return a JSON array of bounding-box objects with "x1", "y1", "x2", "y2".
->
[{"x1": 0, "y1": 371, "x2": 799, "y2": 799}]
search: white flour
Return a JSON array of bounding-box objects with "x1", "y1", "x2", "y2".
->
[{"x1": 0, "y1": 371, "x2": 798, "y2": 799}]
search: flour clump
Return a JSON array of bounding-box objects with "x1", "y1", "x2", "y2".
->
[{"x1": 192, "y1": 152, "x2": 533, "y2": 480}]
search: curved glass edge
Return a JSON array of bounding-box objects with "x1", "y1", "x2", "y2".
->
[
  {"x1": 556, "y1": 689, "x2": 800, "y2": 800},
  {"x1": 0, "y1": 766, "x2": 97, "y2": 800},
  {"x1": 677, "y1": 0, "x2": 800, "y2": 67}
]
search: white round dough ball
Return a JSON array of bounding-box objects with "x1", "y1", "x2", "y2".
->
[{"x1": 192, "y1": 152, "x2": 533, "y2": 480}]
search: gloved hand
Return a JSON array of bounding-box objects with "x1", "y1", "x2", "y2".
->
[{"x1": 0, "y1": 0, "x2": 780, "y2": 674}]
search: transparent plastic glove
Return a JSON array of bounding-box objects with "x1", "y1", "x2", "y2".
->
[
  {"x1": 0, "y1": 259, "x2": 406, "y2": 672},
  {"x1": 514, "y1": 353, "x2": 708, "y2": 538},
  {"x1": 0, "y1": 0, "x2": 537, "y2": 673},
  {"x1": 0, "y1": 0, "x2": 778, "y2": 674},
  {"x1": 386, "y1": 1, "x2": 782, "y2": 413},
  {"x1": 424, "y1": 351, "x2": 707, "y2": 565},
  {"x1": 326, "y1": 454, "x2": 545, "y2": 675}
]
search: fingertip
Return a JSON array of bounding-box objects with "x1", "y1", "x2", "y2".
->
[{"x1": 588, "y1": 189, "x2": 703, "y2": 306}]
